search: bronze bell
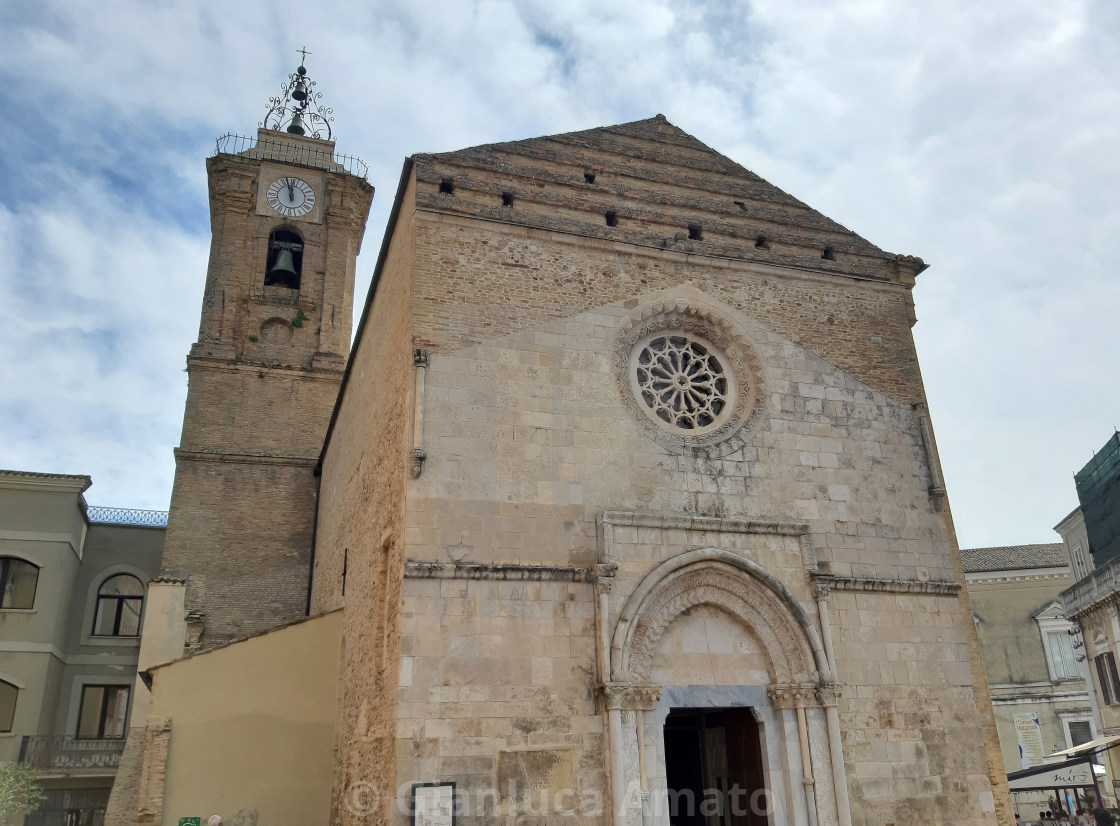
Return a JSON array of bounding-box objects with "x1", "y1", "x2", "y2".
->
[
  {"x1": 286, "y1": 111, "x2": 305, "y2": 136},
  {"x1": 292, "y1": 79, "x2": 308, "y2": 102},
  {"x1": 269, "y1": 249, "x2": 298, "y2": 284}
]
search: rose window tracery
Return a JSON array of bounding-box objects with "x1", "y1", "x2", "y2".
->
[
  {"x1": 615, "y1": 300, "x2": 765, "y2": 456},
  {"x1": 635, "y1": 335, "x2": 729, "y2": 431}
]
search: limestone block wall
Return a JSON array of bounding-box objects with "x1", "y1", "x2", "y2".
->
[
  {"x1": 394, "y1": 575, "x2": 602, "y2": 826},
  {"x1": 312, "y1": 176, "x2": 417, "y2": 826},
  {"x1": 380, "y1": 210, "x2": 1009, "y2": 824},
  {"x1": 829, "y1": 590, "x2": 993, "y2": 823},
  {"x1": 405, "y1": 215, "x2": 948, "y2": 583}
]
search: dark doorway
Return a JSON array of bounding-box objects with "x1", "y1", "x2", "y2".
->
[{"x1": 663, "y1": 708, "x2": 768, "y2": 826}]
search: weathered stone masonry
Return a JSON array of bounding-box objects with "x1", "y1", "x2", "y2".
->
[{"x1": 311, "y1": 117, "x2": 1013, "y2": 826}]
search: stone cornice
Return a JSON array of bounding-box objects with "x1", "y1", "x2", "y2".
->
[
  {"x1": 811, "y1": 572, "x2": 960, "y2": 596},
  {"x1": 415, "y1": 209, "x2": 914, "y2": 293},
  {"x1": 0, "y1": 470, "x2": 91, "y2": 494},
  {"x1": 404, "y1": 559, "x2": 594, "y2": 583},
  {"x1": 173, "y1": 449, "x2": 318, "y2": 468},
  {"x1": 966, "y1": 568, "x2": 1071, "y2": 584},
  {"x1": 185, "y1": 354, "x2": 345, "y2": 380},
  {"x1": 599, "y1": 510, "x2": 809, "y2": 537}
]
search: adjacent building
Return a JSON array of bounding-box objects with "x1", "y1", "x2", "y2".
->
[
  {"x1": 963, "y1": 543, "x2": 1097, "y2": 813},
  {"x1": 0, "y1": 470, "x2": 165, "y2": 826},
  {"x1": 1061, "y1": 435, "x2": 1120, "y2": 805}
]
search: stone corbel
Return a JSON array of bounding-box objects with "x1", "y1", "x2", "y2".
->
[
  {"x1": 409, "y1": 448, "x2": 427, "y2": 479},
  {"x1": 410, "y1": 348, "x2": 430, "y2": 478}
]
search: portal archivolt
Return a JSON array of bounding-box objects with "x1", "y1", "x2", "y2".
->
[{"x1": 611, "y1": 550, "x2": 827, "y2": 688}]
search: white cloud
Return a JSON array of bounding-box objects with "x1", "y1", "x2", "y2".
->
[{"x1": 1, "y1": 0, "x2": 1117, "y2": 545}]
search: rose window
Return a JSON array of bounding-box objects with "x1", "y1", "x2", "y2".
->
[{"x1": 634, "y1": 335, "x2": 731, "y2": 431}]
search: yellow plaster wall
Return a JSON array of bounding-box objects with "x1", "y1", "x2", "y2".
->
[{"x1": 148, "y1": 610, "x2": 342, "y2": 826}]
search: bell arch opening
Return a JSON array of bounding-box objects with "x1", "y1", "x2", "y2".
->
[{"x1": 265, "y1": 228, "x2": 304, "y2": 289}]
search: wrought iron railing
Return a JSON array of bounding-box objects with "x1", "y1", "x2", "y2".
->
[
  {"x1": 86, "y1": 506, "x2": 169, "y2": 527},
  {"x1": 24, "y1": 787, "x2": 109, "y2": 826},
  {"x1": 214, "y1": 132, "x2": 368, "y2": 179},
  {"x1": 1061, "y1": 553, "x2": 1120, "y2": 618},
  {"x1": 19, "y1": 736, "x2": 125, "y2": 772}
]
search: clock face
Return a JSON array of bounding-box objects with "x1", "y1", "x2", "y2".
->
[{"x1": 265, "y1": 176, "x2": 316, "y2": 217}]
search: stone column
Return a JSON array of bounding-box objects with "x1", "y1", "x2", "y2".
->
[{"x1": 817, "y1": 683, "x2": 852, "y2": 826}]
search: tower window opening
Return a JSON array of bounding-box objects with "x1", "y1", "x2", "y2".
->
[
  {"x1": 502, "y1": 192, "x2": 514, "y2": 207},
  {"x1": 755, "y1": 235, "x2": 770, "y2": 249},
  {"x1": 605, "y1": 210, "x2": 618, "y2": 227},
  {"x1": 688, "y1": 225, "x2": 703, "y2": 241},
  {"x1": 822, "y1": 246, "x2": 835, "y2": 260},
  {"x1": 439, "y1": 179, "x2": 455, "y2": 195},
  {"x1": 265, "y1": 229, "x2": 304, "y2": 290},
  {"x1": 584, "y1": 172, "x2": 596, "y2": 184}
]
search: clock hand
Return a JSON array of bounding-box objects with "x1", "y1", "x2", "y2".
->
[{"x1": 287, "y1": 182, "x2": 295, "y2": 203}]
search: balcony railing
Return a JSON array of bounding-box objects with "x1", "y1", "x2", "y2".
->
[
  {"x1": 214, "y1": 132, "x2": 369, "y2": 179},
  {"x1": 86, "y1": 506, "x2": 169, "y2": 527},
  {"x1": 19, "y1": 736, "x2": 125, "y2": 773},
  {"x1": 25, "y1": 787, "x2": 110, "y2": 826},
  {"x1": 1061, "y1": 553, "x2": 1120, "y2": 618}
]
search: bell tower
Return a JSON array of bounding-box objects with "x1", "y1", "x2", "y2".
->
[{"x1": 160, "y1": 56, "x2": 374, "y2": 650}]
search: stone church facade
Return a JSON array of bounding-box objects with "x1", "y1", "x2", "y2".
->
[
  {"x1": 108, "y1": 100, "x2": 1013, "y2": 826},
  {"x1": 310, "y1": 116, "x2": 1010, "y2": 826}
]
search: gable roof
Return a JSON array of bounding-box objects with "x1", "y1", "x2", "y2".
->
[
  {"x1": 412, "y1": 116, "x2": 925, "y2": 284},
  {"x1": 960, "y1": 543, "x2": 1069, "y2": 573}
]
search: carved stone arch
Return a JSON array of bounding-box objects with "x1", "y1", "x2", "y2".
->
[{"x1": 611, "y1": 549, "x2": 829, "y2": 685}]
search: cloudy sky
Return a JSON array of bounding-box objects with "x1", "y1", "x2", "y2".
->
[{"x1": 2, "y1": 0, "x2": 1117, "y2": 549}]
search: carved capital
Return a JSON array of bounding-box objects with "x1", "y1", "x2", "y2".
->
[
  {"x1": 815, "y1": 682, "x2": 843, "y2": 707},
  {"x1": 594, "y1": 562, "x2": 618, "y2": 595},
  {"x1": 768, "y1": 683, "x2": 817, "y2": 710},
  {"x1": 409, "y1": 448, "x2": 427, "y2": 479},
  {"x1": 810, "y1": 574, "x2": 834, "y2": 601},
  {"x1": 627, "y1": 684, "x2": 663, "y2": 711},
  {"x1": 413, "y1": 348, "x2": 430, "y2": 368},
  {"x1": 598, "y1": 682, "x2": 662, "y2": 711}
]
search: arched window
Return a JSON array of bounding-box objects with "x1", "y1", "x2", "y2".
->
[
  {"x1": 92, "y1": 575, "x2": 144, "y2": 637},
  {"x1": 0, "y1": 557, "x2": 39, "y2": 609},
  {"x1": 0, "y1": 679, "x2": 16, "y2": 732},
  {"x1": 264, "y1": 229, "x2": 303, "y2": 289}
]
